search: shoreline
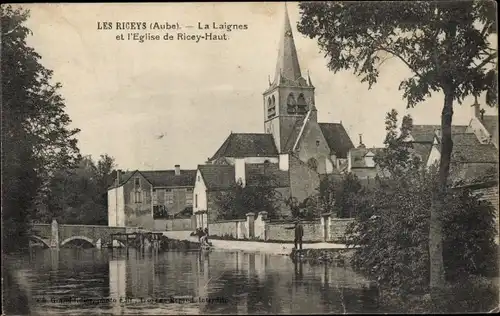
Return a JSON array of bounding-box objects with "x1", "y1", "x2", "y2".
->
[{"x1": 162, "y1": 231, "x2": 349, "y2": 255}]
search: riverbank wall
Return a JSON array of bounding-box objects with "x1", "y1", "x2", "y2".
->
[{"x1": 196, "y1": 211, "x2": 354, "y2": 243}]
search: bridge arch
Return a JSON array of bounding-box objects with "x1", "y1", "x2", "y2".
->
[
  {"x1": 30, "y1": 235, "x2": 50, "y2": 248},
  {"x1": 60, "y1": 236, "x2": 95, "y2": 247}
]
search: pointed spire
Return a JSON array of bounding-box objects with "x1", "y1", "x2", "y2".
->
[
  {"x1": 268, "y1": 75, "x2": 271, "y2": 86},
  {"x1": 274, "y1": 3, "x2": 302, "y2": 84}
]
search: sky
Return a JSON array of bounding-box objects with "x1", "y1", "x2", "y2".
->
[{"x1": 22, "y1": 2, "x2": 497, "y2": 171}]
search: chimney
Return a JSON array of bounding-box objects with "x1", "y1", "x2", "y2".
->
[
  {"x1": 471, "y1": 96, "x2": 481, "y2": 119},
  {"x1": 480, "y1": 108, "x2": 485, "y2": 122},
  {"x1": 279, "y1": 154, "x2": 289, "y2": 171},
  {"x1": 358, "y1": 134, "x2": 366, "y2": 148},
  {"x1": 115, "y1": 169, "x2": 121, "y2": 185},
  {"x1": 347, "y1": 150, "x2": 352, "y2": 172},
  {"x1": 234, "y1": 158, "x2": 246, "y2": 187},
  {"x1": 174, "y1": 165, "x2": 180, "y2": 176}
]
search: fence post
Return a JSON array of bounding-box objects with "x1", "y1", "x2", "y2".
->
[
  {"x1": 246, "y1": 213, "x2": 255, "y2": 239},
  {"x1": 257, "y1": 211, "x2": 268, "y2": 241}
]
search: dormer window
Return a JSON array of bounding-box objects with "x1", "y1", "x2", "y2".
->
[{"x1": 365, "y1": 151, "x2": 375, "y2": 168}]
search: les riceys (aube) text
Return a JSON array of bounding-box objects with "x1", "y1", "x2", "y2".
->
[{"x1": 97, "y1": 21, "x2": 249, "y2": 43}]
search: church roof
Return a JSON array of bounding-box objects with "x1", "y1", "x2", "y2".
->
[
  {"x1": 283, "y1": 118, "x2": 306, "y2": 153},
  {"x1": 198, "y1": 163, "x2": 290, "y2": 190},
  {"x1": 209, "y1": 133, "x2": 279, "y2": 161},
  {"x1": 319, "y1": 123, "x2": 355, "y2": 158}
]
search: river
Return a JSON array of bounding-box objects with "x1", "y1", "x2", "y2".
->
[{"x1": 4, "y1": 248, "x2": 381, "y2": 315}]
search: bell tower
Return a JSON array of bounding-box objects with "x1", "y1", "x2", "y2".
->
[{"x1": 263, "y1": 4, "x2": 315, "y2": 153}]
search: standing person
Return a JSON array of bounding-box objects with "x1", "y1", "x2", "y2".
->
[{"x1": 285, "y1": 219, "x2": 304, "y2": 250}]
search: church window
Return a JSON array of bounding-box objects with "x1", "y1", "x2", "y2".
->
[
  {"x1": 316, "y1": 140, "x2": 320, "y2": 147},
  {"x1": 297, "y1": 94, "x2": 307, "y2": 114},
  {"x1": 267, "y1": 95, "x2": 276, "y2": 119},
  {"x1": 134, "y1": 177, "x2": 140, "y2": 189},
  {"x1": 307, "y1": 158, "x2": 318, "y2": 171},
  {"x1": 287, "y1": 93, "x2": 297, "y2": 114}
]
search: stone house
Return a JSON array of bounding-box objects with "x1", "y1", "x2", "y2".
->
[{"x1": 108, "y1": 165, "x2": 196, "y2": 230}]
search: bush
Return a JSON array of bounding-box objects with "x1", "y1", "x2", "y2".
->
[{"x1": 345, "y1": 168, "x2": 497, "y2": 297}]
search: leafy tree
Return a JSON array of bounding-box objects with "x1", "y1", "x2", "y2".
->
[
  {"x1": 35, "y1": 155, "x2": 115, "y2": 225},
  {"x1": 334, "y1": 173, "x2": 365, "y2": 218},
  {"x1": 1, "y1": 5, "x2": 80, "y2": 252},
  {"x1": 374, "y1": 110, "x2": 419, "y2": 177},
  {"x1": 214, "y1": 174, "x2": 282, "y2": 220},
  {"x1": 298, "y1": 0, "x2": 497, "y2": 290}
]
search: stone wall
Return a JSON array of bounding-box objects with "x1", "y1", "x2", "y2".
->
[
  {"x1": 209, "y1": 211, "x2": 354, "y2": 243},
  {"x1": 266, "y1": 221, "x2": 323, "y2": 241},
  {"x1": 330, "y1": 218, "x2": 355, "y2": 242},
  {"x1": 208, "y1": 219, "x2": 246, "y2": 239},
  {"x1": 154, "y1": 218, "x2": 193, "y2": 231}
]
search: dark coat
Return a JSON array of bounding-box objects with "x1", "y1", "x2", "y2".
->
[{"x1": 295, "y1": 223, "x2": 304, "y2": 239}]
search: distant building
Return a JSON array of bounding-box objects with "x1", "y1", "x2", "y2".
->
[{"x1": 108, "y1": 165, "x2": 196, "y2": 229}]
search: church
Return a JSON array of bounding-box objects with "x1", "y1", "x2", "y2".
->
[{"x1": 192, "y1": 7, "x2": 355, "y2": 227}]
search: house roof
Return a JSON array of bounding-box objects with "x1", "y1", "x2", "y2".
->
[
  {"x1": 198, "y1": 165, "x2": 236, "y2": 190},
  {"x1": 448, "y1": 133, "x2": 498, "y2": 163},
  {"x1": 140, "y1": 170, "x2": 197, "y2": 187},
  {"x1": 319, "y1": 123, "x2": 355, "y2": 158},
  {"x1": 411, "y1": 143, "x2": 434, "y2": 164},
  {"x1": 198, "y1": 162, "x2": 290, "y2": 190},
  {"x1": 350, "y1": 147, "x2": 384, "y2": 168},
  {"x1": 451, "y1": 162, "x2": 498, "y2": 186},
  {"x1": 109, "y1": 169, "x2": 196, "y2": 189},
  {"x1": 482, "y1": 115, "x2": 498, "y2": 138},
  {"x1": 411, "y1": 125, "x2": 468, "y2": 142},
  {"x1": 209, "y1": 133, "x2": 279, "y2": 161}
]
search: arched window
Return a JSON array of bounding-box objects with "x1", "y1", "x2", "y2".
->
[
  {"x1": 287, "y1": 93, "x2": 296, "y2": 114},
  {"x1": 267, "y1": 95, "x2": 276, "y2": 118},
  {"x1": 297, "y1": 94, "x2": 307, "y2": 114},
  {"x1": 271, "y1": 95, "x2": 276, "y2": 107},
  {"x1": 307, "y1": 158, "x2": 318, "y2": 171}
]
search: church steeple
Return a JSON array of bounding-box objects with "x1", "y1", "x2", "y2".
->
[{"x1": 274, "y1": 3, "x2": 302, "y2": 84}]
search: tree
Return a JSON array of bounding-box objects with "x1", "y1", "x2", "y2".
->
[
  {"x1": 1, "y1": 5, "x2": 80, "y2": 252},
  {"x1": 214, "y1": 174, "x2": 282, "y2": 220},
  {"x1": 298, "y1": 1, "x2": 497, "y2": 291}
]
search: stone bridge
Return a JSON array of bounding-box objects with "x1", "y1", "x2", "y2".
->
[{"x1": 31, "y1": 220, "x2": 137, "y2": 249}]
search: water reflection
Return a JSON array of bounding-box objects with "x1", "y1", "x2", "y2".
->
[{"x1": 13, "y1": 248, "x2": 379, "y2": 315}]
